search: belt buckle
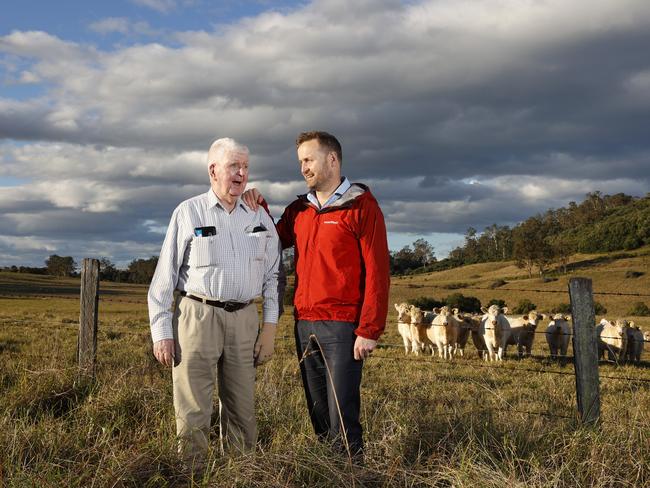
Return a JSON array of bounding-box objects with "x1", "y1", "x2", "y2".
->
[{"x1": 224, "y1": 302, "x2": 238, "y2": 312}]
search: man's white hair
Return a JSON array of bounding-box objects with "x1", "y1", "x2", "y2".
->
[{"x1": 207, "y1": 137, "x2": 249, "y2": 167}]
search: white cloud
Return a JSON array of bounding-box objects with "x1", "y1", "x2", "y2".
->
[
  {"x1": 379, "y1": 175, "x2": 648, "y2": 234},
  {"x1": 0, "y1": 235, "x2": 58, "y2": 252},
  {"x1": 131, "y1": 0, "x2": 177, "y2": 13},
  {"x1": 18, "y1": 71, "x2": 40, "y2": 83},
  {"x1": 0, "y1": 0, "x2": 649, "y2": 265},
  {"x1": 624, "y1": 69, "x2": 650, "y2": 106},
  {"x1": 88, "y1": 17, "x2": 159, "y2": 37},
  {"x1": 0, "y1": 30, "x2": 91, "y2": 60},
  {"x1": 0, "y1": 235, "x2": 160, "y2": 268},
  {"x1": 248, "y1": 179, "x2": 306, "y2": 204},
  {"x1": 0, "y1": 142, "x2": 207, "y2": 183},
  {"x1": 2, "y1": 1, "x2": 649, "y2": 152},
  {"x1": 89, "y1": 18, "x2": 131, "y2": 35}
]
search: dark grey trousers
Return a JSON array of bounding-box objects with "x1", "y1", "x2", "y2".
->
[{"x1": 294, "y1": 320, "x2": 364, "y2": 455}]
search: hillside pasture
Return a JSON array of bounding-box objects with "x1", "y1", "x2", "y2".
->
[
  {"x1": 1, "y1": 251, "x2": 650, "y2": 487},
  {"x1": 390, "y1": 247, "x2": 650, "y2": 328}
]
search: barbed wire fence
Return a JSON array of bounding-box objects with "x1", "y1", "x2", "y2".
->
[
  {"x1": 4, "y1": 259, "x2": 650, "y2": 427},
  {"x1": 270, "y1": 335, "x2": 649, "y2": 430}
]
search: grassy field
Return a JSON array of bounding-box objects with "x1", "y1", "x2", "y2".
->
[{"x1": 1, "y1": 248, "x2": 650, "y2": 487}]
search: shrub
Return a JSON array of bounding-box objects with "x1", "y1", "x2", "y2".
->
[
  {"x1": 594, "y1": 301, "x2": 608, "y2": 315},
  {"x1": 627, "y1": 301, "x2": 650, "y2": 316},
  {"x1": 444, "y1": 293, "x2": 482, "y2": 314},
  {"x1": 551, "y1": 303, "x2": 572, "y2": 314},
  {"x1": 441, "y1": 282, "x2": 470, "y2": 290},
  {"x1": 283, "y1": 284, "x2": 295, "y2": 306},
  {"x1": 408, "y1": 296, "x2": 444, "y2": 310},
  {"x1": 541, "y1": 277, "x2": 557, "y2": 283},
  {"x1": 512, "y1": 299, "x2": 537, "y2": 314},
  {"x1": 486, "y1": 298, "x2": 507, "y2": 309},
  {"x1": 488, "y1": 279, "x2": 507, "y2": 289},
  {"x1": 552, "y1": 301, "x2": 607, "y2": 315},
  {"x1": 625, "y1": 270, "x2": 644, "y2": 278}
]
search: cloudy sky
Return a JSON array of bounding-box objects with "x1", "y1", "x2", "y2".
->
[{"x1": 1, "y1": 0, "x2": 649, "y2": 268}]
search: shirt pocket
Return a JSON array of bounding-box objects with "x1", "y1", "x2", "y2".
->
[
  {"x1": 245, "y1": 231, "x2": 268, "y2": 260},
  {"x1": 188, "y1": 235, "x2": 221, "y2": 268}
]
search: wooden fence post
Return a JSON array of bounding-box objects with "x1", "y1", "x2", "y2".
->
[
  {"x1": 568, "y1": 277, "x2": 601, "y2": 426},
  {"x1": 78, "y1": 258, "x2": 100, "y2": 380}
]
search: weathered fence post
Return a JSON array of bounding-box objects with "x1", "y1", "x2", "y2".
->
[
  {"x1": 568, "y1": 277, "x2": 600, "y2": 426},
  {"x1": 78, "y1": 258, "x2": 100, "y2": 381}
]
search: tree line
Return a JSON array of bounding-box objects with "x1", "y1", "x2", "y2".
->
[
  {"x1": 2, "y1": 255, "x2": 160, "y2": 284},
  {"x1": 387, "y1": 191, "x2": 650, "y2": 277},
  {"x1": 3, "y1": 249, "x2": 298, "y2": 284},
  {"x1": 445, "y1": 191, "x2": 650, "y2": 276},
  {"x1": 4, "y1": 191, "x2": 648, "y2": 281}
]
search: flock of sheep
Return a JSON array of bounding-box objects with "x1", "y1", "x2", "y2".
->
[{"x1": 394, "y1": 303, "x2": 650, "y2": 364}]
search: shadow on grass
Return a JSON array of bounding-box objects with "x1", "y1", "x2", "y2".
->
[
  {"x1": 0, "y1": 283, "x2": 129, "y2": 296},
  {"x1": 400, "y1": 408, "x2": 495, "y2": 466},
  {"x1": 17, "y1": 381, "x2": 94, "y2": 421},
  {"x1": 0, "y1": 338, "x2": 23, "y2": 353},
  {"x1": 105, "y1": 331, "x2": 124, "y2": 340},
  {"x1": 598, "y1": 359, "x2": 650, "y2": 370},
  {"x1": 564, "y1": 252, "x2": 635, "y2": 272},
  {"x1": 1, "y1": 370, "x2": 17, "y2": 391}
]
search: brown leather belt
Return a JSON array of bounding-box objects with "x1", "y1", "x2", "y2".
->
[{"x1": 180, "y1": 291, "x2": 251, "y2": 312}]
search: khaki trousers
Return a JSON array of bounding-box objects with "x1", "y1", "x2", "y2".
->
[{"x1": 172, "y1": 296, "x2": 259, "y2": 463}]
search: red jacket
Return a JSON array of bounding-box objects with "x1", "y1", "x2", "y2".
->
[{"x1": 276, "y1": 184, "x2": 390, "y2": 340}]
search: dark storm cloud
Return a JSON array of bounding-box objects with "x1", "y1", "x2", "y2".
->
[{"x1": 1, "y1": 0, "x2": 649, "y2": 265}]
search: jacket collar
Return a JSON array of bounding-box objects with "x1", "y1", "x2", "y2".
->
[{"x1": 299, "y1": 183, "x2": 369, "y2": 212}]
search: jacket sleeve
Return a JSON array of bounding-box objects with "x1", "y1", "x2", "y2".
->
[
  {"x1": 355, "y1": 197, "x2": 390, "y2": 340},
  {"x1": 275, "y1": 203, "x2": 296, "y2": 250},
  {"x1": 259, "y1": 198, "x2": 291, "y2": 315},
  {"x1": 260, "y1": 197, "x2": 295, "y2": 250}
]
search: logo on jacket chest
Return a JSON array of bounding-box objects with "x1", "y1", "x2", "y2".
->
[{"x1": 323, "y1": 220, "x2": 338, "y2": 224}]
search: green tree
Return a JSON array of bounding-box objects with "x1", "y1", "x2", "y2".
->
[
  {"x1": 408, "y1": 296, "x2": 444, "y2": 310},
  {"x1": 390, "y1": 245, "x2": 418, "y2": 274},
  {"x1": 463, "y1": 227, "x2": 479, "y2": 263},
  {"x1": 487, "y1": 298, "x2": 507, "y2": 309},
  {"x1": 127, "y1": 256, "x2": 159, "y2": 284},
  {"x1": 513, "y1": 217, "x2": 555, "y2": 277},
  {"x1": 390, "y1": 239, "x2": 435, "y2": 274},
  {"x1": 628, "y1": 302, "x2": 650, "y2": 316},
  {"x1": 512, "y1": 299, "x2": 537, "y2": 314},
  {"x1": 99, "y1": 258, "x2": 120, "y2": 281},
  {"x1": 45, "y1": 255, "x2": 76, "y2": 277},
  {"x1": 444, "y1": 293, "x2": 482, "y2": 314},
  {"x1": 550, "y1": 234, "x2": 575, "y2": 274},
  {"x1": 411, "y1": 238, "x2": 435, "y2": 266}
]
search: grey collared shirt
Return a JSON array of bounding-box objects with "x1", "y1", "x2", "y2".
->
[{"x1": 148, "y1": 189, "x2": 282, "y2": 343}]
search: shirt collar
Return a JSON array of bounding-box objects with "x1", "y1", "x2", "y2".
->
[
  {"x1": 307, "y1": 177, "x2": 351, "y2": 209},
  {"x1": 207, "y1": 189, "x2": 248, "y2": 213}
]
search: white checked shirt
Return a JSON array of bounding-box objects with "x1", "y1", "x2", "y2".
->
[{"x1": 148, "y1": 189, "x2": 282, "y2": 343}]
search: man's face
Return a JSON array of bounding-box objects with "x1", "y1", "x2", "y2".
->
[
  {"x1": 210, "y1": 151, "x2": 249, "y2": 200},
  {"x1": 297, "y1": 139, "x2": 337, "y2": 191}
]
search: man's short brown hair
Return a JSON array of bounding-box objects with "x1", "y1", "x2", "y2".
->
[{"x1": 296, "y1": 131, "x2": 343, "y2": 164}]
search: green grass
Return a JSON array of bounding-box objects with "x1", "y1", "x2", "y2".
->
[{"x1": 1, "y1": 252, "x2": 650, "y2": 486}]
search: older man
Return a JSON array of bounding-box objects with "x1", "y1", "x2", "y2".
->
[
  {"x1": 244, "y1": 131, "x2": 390, "y2": 459},
  {"x1": 148, "y1": 138, "x2": 282, "y2": 465}
]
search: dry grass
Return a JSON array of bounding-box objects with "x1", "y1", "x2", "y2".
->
[
  {"x1": 1, "y1": 249, "x2": 650, "y2": 487},
  {"x1": 391, "y1": 246, "x2": 650, "y2": 327}
]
